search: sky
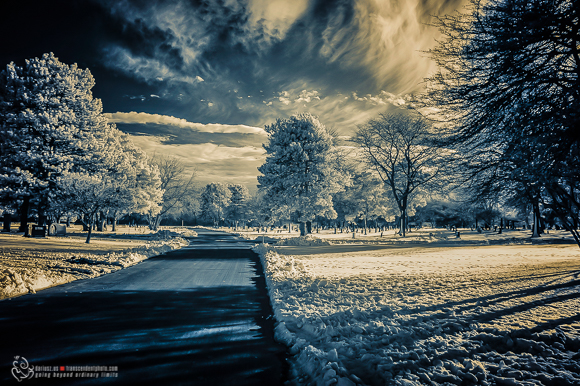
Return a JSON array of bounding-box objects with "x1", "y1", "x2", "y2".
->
[{"x1": 1, "y1": 0, "x2": 465, "y2": 189}]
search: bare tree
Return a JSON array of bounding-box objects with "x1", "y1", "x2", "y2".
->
[
  {"x1": 200, "y1": 183, "x2": 231, "y2": 226},
  {"x1": 355, "y1": 111, "x2": 446, "y2": 236},
  {"x1": 148, "y1": 155, "x2": 195, "y2": 230}
]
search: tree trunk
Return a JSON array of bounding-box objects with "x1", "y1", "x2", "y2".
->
[
  {"x1": 97, "y1": 212, "x2": 105, "y2": 232},
  {"x1": 150, "y1": 215, "x2": 159, "y2": 231},
  {"x1": 532, "y1": 203, "x2": 541, "y2": 238},
  {"x1": 81, "y1": 214, "x2": 90, "y2": 231},
  {"x1": 38, "y1": 206, "x2": 47, "y2": 227},
  {"x1": 83, "y1": 213, "x2": 95, "y2": 243},
  {"x1": 399, "y1": 210, "x2": 406, "y2": 237},
  {"x1": 299, "y1": 222, "x2": 306, "y2": 236},
  {"x1": 112, "y1": 218, "x2": 117, "y2": 232},
  {"x1": 3, "y1": 213, "x2": 12, "y2": 232},
  {"x1": 19, "y1": 196, "x2": 30, "y2": 233},
  {"x1": 306, "y1": 221, "x2": 312, "y2": 234},
  {"x1": 86, "y1": 224, "x2": 93, "y2": 244}
]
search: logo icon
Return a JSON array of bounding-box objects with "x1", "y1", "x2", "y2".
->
[{"x1": 12, "y1": 356, "x2": 34, "y2": 382}]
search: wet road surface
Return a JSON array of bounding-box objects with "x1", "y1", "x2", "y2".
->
[{"x1": 0, "y1": 228, "x2": 287, "y2": 385}]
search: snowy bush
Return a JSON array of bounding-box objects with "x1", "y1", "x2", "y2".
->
[{"x1": 276, "y1": 236, "x2": 332, "y2": 246}]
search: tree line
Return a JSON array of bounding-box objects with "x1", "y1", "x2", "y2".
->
[
  {"x1": 0, "y1": 53, "x2": 188, "y2": 243},
  {"x1": 256, "y1": 0, "x2": 580, "y2": 246},
  {"x1": 2, "y1": 0, "x2": 578, "y2": 246}
]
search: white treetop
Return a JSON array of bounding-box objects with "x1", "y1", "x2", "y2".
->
[{"x1": 258, "y1": 113, "x2": 345, "y2": 234}]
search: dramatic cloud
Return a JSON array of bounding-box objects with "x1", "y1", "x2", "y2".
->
[
  {"x1": 95, "y1": 0, "x2": 466, "y2": 132},
  {"x1": 1, "y1": 0, "x2": 467, "y2": 188}
]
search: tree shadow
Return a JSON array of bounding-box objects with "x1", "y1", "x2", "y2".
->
[
  {"x1": 283, "y1": 266, "x2": 580, "y2": 385},
  {"x1": 407, "y1": 269, "x2": 580, "y2": 317}
]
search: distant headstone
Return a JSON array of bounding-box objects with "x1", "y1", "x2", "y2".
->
[
  {"x1": 49, "y1": 223, "x2": 66, "y2": 236},
  {"x1": 29, "y1": 224, "x2": 47, "y2": 237}
]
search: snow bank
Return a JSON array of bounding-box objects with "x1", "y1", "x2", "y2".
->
[
  {"x1": 0, "y1": 237, "x2": 188, "y2": 300},
  {"x1": 152, "y1": 228, "x2": 198, "y2": 239},
  {"x1": 255, "y1": 244, "x2": 580, "y2": 385}
]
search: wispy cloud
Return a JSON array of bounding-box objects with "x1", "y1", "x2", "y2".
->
[
  {"x1": 352, "y1": 91, "x2": 407, "y2": 106},
  {"x1": 255, "y1": 86, "x2": 408, "y2": 135},
  {"x1": 105, "y1": 112, "x2": 266, "y2": 135},
  {"x1": 103, "y1": 45, "x2": 205, "y2": 86},
  {"x1": 245, "y1": 0, "x2": 310, "y2": 41}
]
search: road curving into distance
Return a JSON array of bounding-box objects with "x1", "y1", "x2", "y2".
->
[{"x1": 0, "y1": 228, "x2": 287, "y2": 385}]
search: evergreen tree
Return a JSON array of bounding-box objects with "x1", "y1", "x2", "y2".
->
[
  {"x1": 258, "y1": 113, "x2": 344, "y2": 236},
  {"x1": 0, "y1": 54, "x2": 101, "y2": 228},
  {"x1": 226, "y1": 184, "x2": 249, "y2": 230},
  {"x1": 425, "y1": 0, "x2": 580, "y2": 246},
  {"x1": 0, "y1": 53, "x2": 163, "y2": 238}
]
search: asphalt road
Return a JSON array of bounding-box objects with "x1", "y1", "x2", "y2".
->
[{"x1": 0, "y1": 228, "x2": 287, "y2": 385}]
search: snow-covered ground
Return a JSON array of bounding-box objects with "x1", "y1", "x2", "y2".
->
[
  {"x1": 233, "y1": 226, "x2": 576, "y2": 246},
  {"x1": 254, "y1": 232, "x2": 580, "y2": 386},
  {"x1": 0, "y1": 226, "x2": 194, "y2": 299}
]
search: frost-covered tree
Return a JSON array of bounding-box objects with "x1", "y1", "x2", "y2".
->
[
  {"x1": 53, "y1": 172, "x2": 132, "y2": 243},
  {"x1": 49, "y1": 127, "x2": 163, "y2": 239},
  {"x1": 200, "y1": 183, "x2": 231, "y2": 226},
  {"x1": 226, "y1": 184, "x2": 249, "y2": 230},
  {"x1": 425, "y1": 0, "x2": 580, "y2": 246},
  {"x1": 173, "y1": 189, "x2": 201, "y2": 225},
  {"x1": 0, "y1": 53, "x2": 162, "y2": 236},
  {"x1": 415, "y1": 199, "x2": 474, "y2": 229},
  {"x1": 258, "y1": 113, "x2": 344, "y2": 236},
  {"x1": 121, "y1": 137, "x2": 164, "y2": 231},
  {"x1": 330, "y1": 161, "x2": 392, "y2": 234},
  {"x1": 246, "y1": 191, "x2": 274, "y2": 231},
  {"x1": 0, "y1": 53, "x2": 128, "y2": 232},
  {"x1": 355, "y1": 111, "x2": 444, "y2": 236}
]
